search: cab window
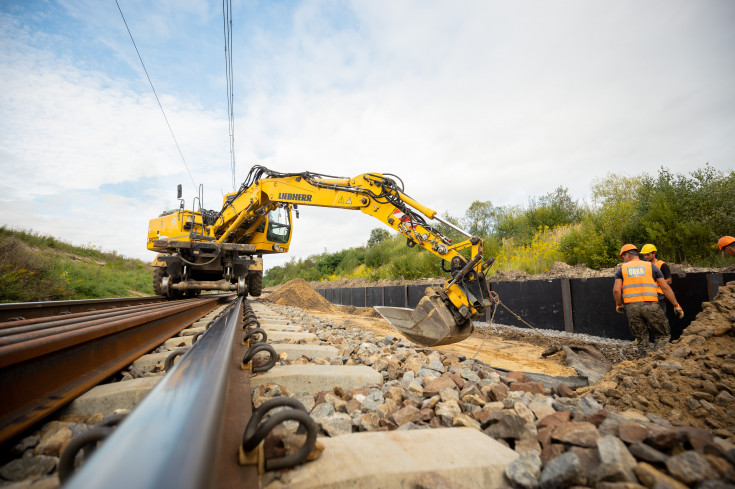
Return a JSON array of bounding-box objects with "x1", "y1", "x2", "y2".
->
[{"x1": 266, "y1": 207, "x2": 291, "y2": 244}]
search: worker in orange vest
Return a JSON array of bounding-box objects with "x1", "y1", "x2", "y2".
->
[
  {"x1": 640, "y1": 244, "x2": 672, "y2": 314},
  {"x1": 613, "y1": 244, "x2": 684, "y2": 356},
  {"x1": 719, "y1": 236, "x2": 735, "y2": 286}
]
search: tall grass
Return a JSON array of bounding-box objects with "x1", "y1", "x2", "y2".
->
[
  {"x1": 491, "y1": 225, "x2": 567, "y2": 275},
  {"x1": 0, "y1": 227, "x2": 153, "y2": 303}
]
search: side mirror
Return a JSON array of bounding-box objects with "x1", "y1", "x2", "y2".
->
[{"x1": 177, "y1": 184, "x2": 182, "y2": 199}]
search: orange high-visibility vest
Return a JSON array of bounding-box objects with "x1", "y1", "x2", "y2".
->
[
  {"x1": 621, "y1": 260, "x2": 659, "y2": 303},
  {"x1": 654, "y1": 259, "x2": 666, "y2": 295}
]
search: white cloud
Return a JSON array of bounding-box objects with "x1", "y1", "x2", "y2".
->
[{"x1": 1, "y1": 0, "x2": 734, "y2": 271}]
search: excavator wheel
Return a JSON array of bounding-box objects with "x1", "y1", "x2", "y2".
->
[
  {"x1": 153, "y1": 267, "x2": 166, "y2": 296},
  {"x1": 247, "y1": 271, "x2": 263, "y2": 297}
]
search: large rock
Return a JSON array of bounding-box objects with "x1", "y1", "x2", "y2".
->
[
  {"x1": 595, "y1": 435, "x2": 637, "y2": 483},
  {"x1": 539, "y1": 452, "x2": 583, "y2": 489}
]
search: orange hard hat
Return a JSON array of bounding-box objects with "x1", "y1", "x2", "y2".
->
[
  {"x1": 619, "y1": 244, "x2": 638, "y2": 257},
  {"x1": 718, "y1": 236, "x2": 735, "y2": 250}
]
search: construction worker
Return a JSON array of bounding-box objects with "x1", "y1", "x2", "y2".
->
[
  {"x1": 640, "y1": 244, "x2": 672, "y2": 314},
  {"x1": 719, "y1": 236, "x2": 735, "y2": 257},
  {"x1": 613, "y1": 244, "x2": 684, "y2": 356},
  {"x1": 719, "y1": 236, "x2": 735, "y2": 286}
]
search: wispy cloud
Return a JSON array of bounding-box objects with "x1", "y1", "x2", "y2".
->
[{"x1": 1, "y1": 0, "x2": 734, "y2": 268}]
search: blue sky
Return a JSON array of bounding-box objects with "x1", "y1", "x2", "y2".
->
[{"x1": 1, "y1": 1, "x2": 734, "y2": 268}]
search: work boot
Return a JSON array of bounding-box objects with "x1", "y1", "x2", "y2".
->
[{"x1": 653, "y1": 335, "x2": 671, "y2": 350}]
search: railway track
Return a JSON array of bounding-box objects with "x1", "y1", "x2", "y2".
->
[
  {"x1": 0, "y1": 296, "x2": 327, "y2": 488},
  {"x1": 3, "y1": 292, "x2": 732, "y2": 488},
  {"x1": 0, "y1": 296, "x2": 169, "y2": 322},
  {"x1": 0, "y1": 295, "x2": 234, "y2": 445}
]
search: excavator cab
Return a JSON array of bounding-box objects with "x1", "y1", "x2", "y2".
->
[
  {"x1": 248, "y1": 204, "x2": 293, "y2": 254},
  {"x1": 265, "y1": 206, "x2": 291, "y2": 245}
]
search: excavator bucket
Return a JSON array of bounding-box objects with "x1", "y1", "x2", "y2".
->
[{"x1": 374, "y1": 288, "x2": 474, "y2": 347}]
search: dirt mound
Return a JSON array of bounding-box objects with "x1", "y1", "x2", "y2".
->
[
  {"x1": 334, "y1": 305, "x2": 382, "y2": 318},
  {"x1": 300, "y1": 261, "x2": 731, "y2": 289},
  {"x1": 489, "y1": 262, "x2": 618, "y2": 281},
  {"x1": 585, "y1": 284, "x2": 735, "y2": 436},
  {"x1": 307, "y1": 277, "x2": 442, "y2": 290},
  {"x1": 264, "y1": 278, "x2": 335, "y2": 313}
]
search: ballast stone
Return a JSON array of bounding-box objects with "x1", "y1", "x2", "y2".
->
[
  {"x1": 263, "y1": 427, "x2": 518, "y2": 489},
  {"x1": 250, "y1": 365, "x2": 382, "y2": 394}
]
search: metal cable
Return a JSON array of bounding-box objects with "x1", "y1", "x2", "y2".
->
[
  {"x1": 222, "y1": 0, "x2": 236, "y2": 190},
  {"x1": 471, "y1": 291, "x2": 563, "y2": 356},
  {"x1": 114, "y1": 0, "x2": 197, "y2": 191},
  {"x1": 472, "y1": 291, "x2": 500, "y2": 359}
]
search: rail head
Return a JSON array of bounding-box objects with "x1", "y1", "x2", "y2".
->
[{"x1": 63, "y1": 297, "x2": 244, "y2": 489}]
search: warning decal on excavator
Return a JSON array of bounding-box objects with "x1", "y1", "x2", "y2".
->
[
  {"x1": 392, "y1": 209, "x2": 414, "y2": 227},
  {"x1": 336, "y1": 196, "x2": 353, "y2": 205}
]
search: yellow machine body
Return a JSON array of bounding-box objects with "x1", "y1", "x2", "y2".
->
[{"x1": 146, "y1": 167, "x2": 493, "y2": 346}]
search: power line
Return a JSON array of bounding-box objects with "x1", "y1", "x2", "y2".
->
[
  {"x1": 223, "y1": 0, "x2": 236, "y2": 190},
  {"x1": 114, "y1": 0, "x2": 197, "y2": 191}
]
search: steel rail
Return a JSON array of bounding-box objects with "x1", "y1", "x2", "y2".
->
[
  {"x1": 0, "y1": 296, "x2": 169, "y2": 322},
  {"x1": 0, "y1": 300, "x2": 194, "y2": 335},
  {"x1": 0, "y1": 301, "x2": 213, "y2": 355},
  {"x1": 0, "y1": 295, "x2": 233, "y2": 445},
  {"x1": 64, "y1": 297, "x2": 259, "y2": 489}
]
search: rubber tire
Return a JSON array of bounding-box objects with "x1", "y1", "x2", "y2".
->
[
  {"x1": 153, "y1": 267, "x2": 166, "y2": 296},
  {"x1": 247, "y1": 271, "x2": 263, "y2": 297}
]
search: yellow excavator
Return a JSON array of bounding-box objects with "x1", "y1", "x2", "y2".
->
[{"x1": 147, "y1": 166, "x2": 494, "y2": 346}]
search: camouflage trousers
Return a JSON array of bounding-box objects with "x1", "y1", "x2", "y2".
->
[{"x1": 624, "y1": 301, "x2": 671, "y2": 355}]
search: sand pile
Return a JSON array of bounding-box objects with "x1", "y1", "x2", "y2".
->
[
  {"x1": 586, "y1": 284, "x2": 735, "y2": 439},
  {"x1": 264, "y1": 278, "x2": 335, "y2": 313},
  {"x1": 307, "y1": 277, "x2": 442, "y2": 289}
]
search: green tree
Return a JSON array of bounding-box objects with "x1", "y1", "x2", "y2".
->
[
  {"x1": 367, "y1": 228, "x2": 391, "y2": 247},
  {"x1": 526, "y1": 186, "x2": 584, "y2": 229},
  {"x1": 462, "y1": 201, "x2": 496, "y2": 237}
]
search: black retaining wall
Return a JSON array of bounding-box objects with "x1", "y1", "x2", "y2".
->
[{"x1": 316, "y1": 272, "x2": 734, "y2": 340}]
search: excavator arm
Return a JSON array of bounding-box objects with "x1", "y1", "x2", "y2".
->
[{"x1": 211, "y1": 167, "x2": 494, "y2": 346}]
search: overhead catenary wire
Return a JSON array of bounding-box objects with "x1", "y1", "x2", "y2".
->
[
  {"x1": 114, "y1": 0, "x2": 197, "y2": 191},
  {"x1": 223, "y1": 0, "x2": 236, "y2": 191}
]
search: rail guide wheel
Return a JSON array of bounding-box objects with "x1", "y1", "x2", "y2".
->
[
  {"x1": 161, "y1": 276, "x2": 172, "y2": 298},
  {"x1": 237, "y1": 277, "x2": 247, "y2": 296}
]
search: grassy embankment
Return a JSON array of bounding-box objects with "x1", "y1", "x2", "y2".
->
[{"x1": 0, "y1": 227, "x2": 153, "y2": 303}]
